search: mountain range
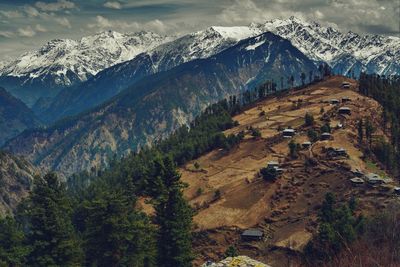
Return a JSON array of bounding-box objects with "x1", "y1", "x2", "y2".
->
[
  {"x1": 1, "y1": 16, "x2": 399, "y2": 177},
  {"x1": 0, "y1": 31, "x2": 171, "y2": 106},
  {"x1": 3, "y1": 32, "x2": 316, "y2": 176},
  {"x1": 1, "y1": 17, "x2": 399, "y2": 112}
]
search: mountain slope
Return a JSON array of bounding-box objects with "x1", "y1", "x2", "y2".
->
[
  {"x1": 40, "y1": 26, "x2": 259, "y2": 122},
  {"x1": 0, "y1": 31, "x2": 171, "y2": 106},
  {"x1": 3, "y1": 32, "x2": 317, "y2": 177},
  {"x1": 0, "y1": 151, "x2": 37, "y2": 214},
  {"x1": 0, "y1": 87, "x2": 42, "y2": 146}
]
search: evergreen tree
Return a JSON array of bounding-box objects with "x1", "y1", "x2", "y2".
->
[
  {"x1": 357, "y1": 119, "x2": 363, "y2": 145},
  {"x1": 365, "y1": 118, "x2": 375, "y2": 147},
  {"x1": 309, "y1": 70, "x2": 313, "y2": 84},
  {"x1": 224, "y1": 246, "x2": 238, "y2": 258},
  {"x1": 304, "y1": 113, "x2": 314, "y2": 126},
  {"x1": 155, "y1": 157, "x2": 193, "y2": 267},
  {"x1": 0, "y1": 217, "x2": 29, "y2": 266},
  {"x1": 22, "y1": 173, "x2": 83, "y2": 267},
  {"x1": 81, "y1": 190, "x2": 156, "y2": 267},
  {"x1": 301, "y1": 72, "x2": 306, "y2": 86}
]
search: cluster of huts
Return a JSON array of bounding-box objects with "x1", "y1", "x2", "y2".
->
[{"x1": 349, "y1": 170, "x2": 397, "y2": 192}]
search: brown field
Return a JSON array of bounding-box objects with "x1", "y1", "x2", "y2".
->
[{"x1": 178, "y1": 76, "x2": 397, "y2": 266}]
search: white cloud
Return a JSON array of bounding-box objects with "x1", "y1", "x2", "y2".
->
[
  {"x1": 35, "y1": 24, "x2": 48, "y2": 32},
  {"x1": 23, "y1": 6, "x2": 40, "y2": 17},
  {"x1": 0, "y1": 10, "x2": 24, "y2": 19},
  {"x1": 87, "y1": 15, "x2": 169, "y2": 34},
  {"x1": 0, "y1": 31, "x2": 15, "y2": 38},
  {"x1": 17, "y1": 26, "x2": 36, "y2": 37},
  {"x1": 104, "y1": 1, "x2": 122, "y2": 9},
  {"x1": 55, "y1": 17, "x2": 72, "y2": 28},
  {"x1": 35, "y1": 0, "x2": 76, "y2": 12}
]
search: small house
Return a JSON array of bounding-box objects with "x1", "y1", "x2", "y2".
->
[
  {"x1": 338, "y1": 107, "x2": 351, "y2": 115},
  {"x1": 342, "y1": 82, "x2": 351, "y2": 88},
  {"x1": 330, "y1": 147, "x2": 347, "y2": 157},
  {"x1": 365, "y1": 173, "x2": 384, "y2": 185},
  {"x1": 394, "y1": 187, "x2": 400, "y2": 195},
  {"x1": 321, "y1": 132, "x2": 332, "y2": 141},
  {"x1": 274, "y1": 168, "x2": 284, "y2": 175},
  {"x1": 267, "y1": 161, "x2": 279, "y2": 169},
  {"x1": 241, "y1": 228, "x2": 263, "y2": 241},
  {"x1": 352, "y1": 169, "x2": 364, "y2": 177},
  {"x1": 350, "y1": 177, "x2": 364, "y2": 185},
  {"x1": 282, "y1": 128, "x2": 295, "y2": 138},
  {"x1": 326, "y1": 147, "x2": 347, "y2": 157},
  {"x1": 302, "y1": 141, "x2": 312, "y2": 149},
  {"x1": 330, "y1": 99, "x2": 340, "y2": 105},
  {"x1": 342, "y1": 97, "x2": 351, "y2": 103}
]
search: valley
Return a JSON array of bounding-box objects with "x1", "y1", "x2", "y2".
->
[{"x1": 178, "y1": 76, "x2": 399, "y2": 266}]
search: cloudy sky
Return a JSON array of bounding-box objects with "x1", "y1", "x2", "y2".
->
[{"x1": 0, "y1": 0, "x2": 399, "y2": 61}]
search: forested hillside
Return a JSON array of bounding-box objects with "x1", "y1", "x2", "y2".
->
[{"x1": 359, "y1": 73, "x2": 400, "y2": 177}]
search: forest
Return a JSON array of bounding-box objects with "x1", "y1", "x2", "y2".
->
[{"x1": 359, "y1": 73, "x2": 400, "y2": 177}]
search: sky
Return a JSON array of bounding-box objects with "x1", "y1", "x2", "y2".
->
[{"x1": 0, "y1": 0, "x2": 399, "y2": 61}]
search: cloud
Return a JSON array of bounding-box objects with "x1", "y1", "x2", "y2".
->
[
  {"x1": 17, "y1": 26, "x2": 36, "y2": 37},
  {"x1": 216, "y1": 0, "x2": 399, "y2": 36},
  {"x1": 55, "y1": 17, "x2": 72, "y2": 28},
  {"x1": 23, "y1": 5, "x2": 40, "y2": 17},
  {"x1": 35, "y1": 24, "x2": 48, "y2": 32},
  {"x1": 0, "y1": 31, "x2": 15, "y2": 38},
  {"x1": 87, "y1": 15, "x2": 169, "y2": 33},
  {"x1": 104, "y1": 1, "x2": 122, "y2": 9},
  {"x1": 0, "y1": 10, "x2": 24, "y2": 19},
  {"x1": 35, "y1": 0, "x2": 76, "y2": 12}
]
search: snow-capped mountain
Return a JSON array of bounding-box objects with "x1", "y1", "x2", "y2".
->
[
  {"x1": 40, "y1": 26, "x2": 261, "y2": 122},
  {"x1": 1, "y1": 16, "x2": 399, "y2": 109},
  {"x1": 252, "y1": 17, "x2": 400, "y2": 76},
  {"x1": 0, "y1": 30, "x2": 173, "y2": 105}
]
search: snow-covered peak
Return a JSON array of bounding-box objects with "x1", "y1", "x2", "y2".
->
[
  {"x1": 251, "y1": 17, "x2": 400, "y2": 75},
  {"x1": 208, "y1": 26, "x2": 259, "y2": 41},
  {"x1": 0, "y1": 30, "x2": 173, "y2": 85}
]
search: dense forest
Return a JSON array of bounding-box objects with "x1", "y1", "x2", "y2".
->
[{"x1": 359, "y1": 73, "x2": 400, "y2": 177}]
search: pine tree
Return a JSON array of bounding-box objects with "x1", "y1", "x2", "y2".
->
[
  {"x1": 0, "y1": 217, "x2": 29, "y2": 266},
  {"x1": 155, "y1": 157, "x2": 193, "y2": 267},
  {"x1": 357, "y1": 119, "x2": 363, "y2": 145},
  {"x1": 82, "y1": 190, "x2": 156, "y2": 267},
  {"x1": 365, "y1": 118, "x2": 375, "y2": 147},
  {"x1": 301, "y1": 72, "x2": 306, "y2": 86},
  {"x1": 22, "y1": 173, "x2": 83, "y2": 267}
]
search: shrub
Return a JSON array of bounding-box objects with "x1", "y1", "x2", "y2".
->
[{"x1": 260, "y1": 167, "x2": 278, "y2": 181}]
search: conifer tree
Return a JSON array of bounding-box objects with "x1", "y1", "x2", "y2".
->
[
  {"x1": 22, "y1": 173, "x2": 83, "y2": 266},
  {"x1": 82, "y1": 190, "x2": 156, "y2": 267},
  {"x1": 0, "y1": 216, "x2": 29, "y2": 266},
  {"x1": 155, "y1": 157, "x2": 193, "y2": 267}
]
